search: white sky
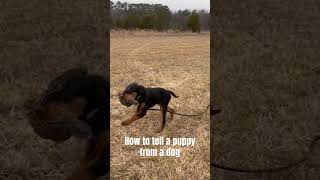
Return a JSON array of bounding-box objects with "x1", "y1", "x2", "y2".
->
[{"x1": 113, "y1": 0, "x2": 210, "y2": 11}]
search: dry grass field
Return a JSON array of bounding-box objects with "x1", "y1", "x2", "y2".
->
[
  {"x1": 211, "y1": 0, "x2": 320, "y2": 179},
  {"x1": 0, "y1": 1, "x2": 108, "y2": 179},
  {"x1": 110, "y1": 31, "x2": 210, "y2": 179}
]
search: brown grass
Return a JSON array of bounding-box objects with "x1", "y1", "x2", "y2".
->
[
  {"x1": 110, "y1": 31, "x2": 210, "y2": 179},
  {"x1": 211, "y1": 0, "x2": 320, "y2": 179}
]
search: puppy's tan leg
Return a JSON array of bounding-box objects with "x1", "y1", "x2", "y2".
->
[
  {"x1": 83, "y1": 131, "x2": 107, "y2": 168},
  {"x1": 65, "y1": 134, "x2": 107, "y2": 180},
  {"x1": 167, "y1": 107, "x2": 174, "y2": 121},
  {"x1": 155, "y1": 105, "x2": 167, "y2": 133},
  {"x1": 121, "y1": 103, "x2": 146, "y2": 126}
]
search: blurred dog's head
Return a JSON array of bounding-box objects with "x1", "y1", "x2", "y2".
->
[
  {"x1": 27, "y1": 67, "x2": 97, "y2": 142},
  {"x1": 118, "y1": 82, "x2": 146, "y2": 107}
]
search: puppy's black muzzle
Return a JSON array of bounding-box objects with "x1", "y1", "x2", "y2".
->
[{"x1": 118, "y1": 92, "x2": 139, "y2": 107}]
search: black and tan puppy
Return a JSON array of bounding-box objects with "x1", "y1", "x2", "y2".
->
[{"x1": 118, "y1": 83, "x2": 178, "y2": 133}]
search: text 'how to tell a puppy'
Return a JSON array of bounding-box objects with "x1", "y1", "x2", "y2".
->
[{"x1": 124, "y1": 137, "x2": 196, "y2": 158}]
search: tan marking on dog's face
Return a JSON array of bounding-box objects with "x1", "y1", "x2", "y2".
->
[
  {"x1": 35, "y1": 101, "x2": 65, "y2": 122},
  {"x1": 30, "y1": 101, "x2": 75, "y2": 141},
  {"x1": 34, "y1": 97, "x2": 86, "y2": 122},
  {"x1": 30, "y1": 97, "x2": 90, "y2": 142},
  {"x1": 118, "y1": 91, "x2": 139, "y2": 106},
  {"x1": 68, "y1": 97, "x2": 87, "y2": 116}
]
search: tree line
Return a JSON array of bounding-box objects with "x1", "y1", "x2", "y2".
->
[{"x1": 111, "y1": 1, "x2": 210, "y2": 32}]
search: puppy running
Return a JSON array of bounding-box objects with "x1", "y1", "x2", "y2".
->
[{"x1": 118, "y1": 83, "x2": 178, "y2": 133}]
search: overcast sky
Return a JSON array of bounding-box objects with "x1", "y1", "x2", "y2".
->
[{"x1": 114, "y1": 0, "x2": 210, "y2": 11}]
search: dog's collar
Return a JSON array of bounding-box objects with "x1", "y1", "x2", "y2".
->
[
  {"x1": 86, "y1": 108, "x2": 99, "y2": 122},
  {"x1": 136, "y1": 95, "x2": 143, "y2": 102}
]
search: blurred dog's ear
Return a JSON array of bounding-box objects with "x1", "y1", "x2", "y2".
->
[
  {"x1": 45, "y1": 67, "x2": 88, "y2": 97},
  {"x1": 137, "y1": 85, "x2": 146, "y2": 95},
  {"x1": 124, "y1": 82, "x2": 138, "y2": 92}
]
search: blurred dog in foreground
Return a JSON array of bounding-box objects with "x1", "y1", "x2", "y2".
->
[{"x1": 28, "y1": 67, "x2": 109, "y2": 180}]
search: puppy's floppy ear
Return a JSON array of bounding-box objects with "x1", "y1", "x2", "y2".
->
[
  {"x1": 131, "y1": 82, "x2": 138, "y2": 86},
  {"x1": 124, "y1": 82, "x2": 138, "y2": 92},
  {"x1": 136, "y1": 85, "x2": 146, "y2": 95},
  {"x1": 129, "y1": 82, "x2": 144, "y2": 94}
]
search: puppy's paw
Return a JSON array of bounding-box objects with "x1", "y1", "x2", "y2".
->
[{"x1": 155, "y1": 127, "x2": 164, "y2": 133}]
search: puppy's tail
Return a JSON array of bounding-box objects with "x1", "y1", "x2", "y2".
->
[{"x1": 168, "y1": 91, "x2": 178, "y2": 98}]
